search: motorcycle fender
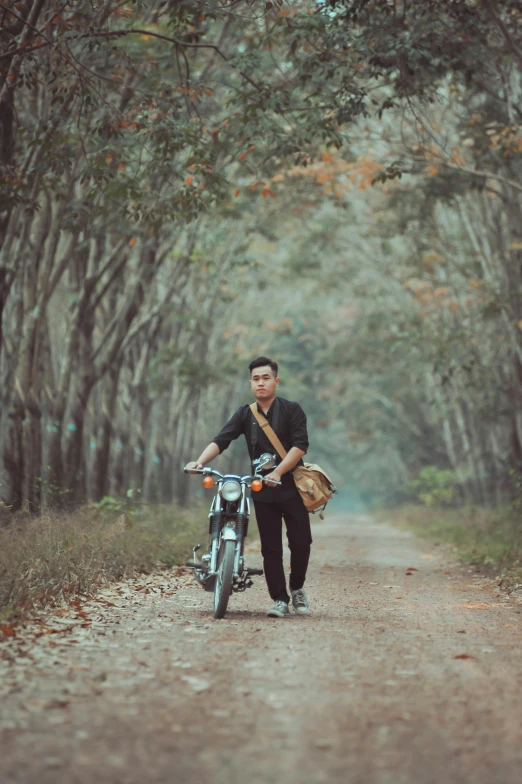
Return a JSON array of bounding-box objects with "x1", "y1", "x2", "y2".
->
[{"x1": 221, "y1": 527, "x2": 238, "y2": 542}]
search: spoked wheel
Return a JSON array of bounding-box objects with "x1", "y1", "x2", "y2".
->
[{"x1": 213, "y1": 539, "x2": 236, "y2": 619}]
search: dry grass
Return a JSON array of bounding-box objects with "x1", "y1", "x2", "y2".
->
[
  {"x1": 0, "y1": 503, "x2": 208, "y2": 621},
  {"x1": 380, "y1": 504, "x2": 522, "y2": 591}
]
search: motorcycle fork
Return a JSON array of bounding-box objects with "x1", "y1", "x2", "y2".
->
[
  {"x1": 209, "y1": 490, "x2": 223, "y2": 574},
  {"x1": 233, "y1": 486, "x2": 249, "y2": 576}
]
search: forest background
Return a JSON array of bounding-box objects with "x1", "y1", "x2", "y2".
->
[{"x1": 2, "y1": 0, "x2": 522, "y2": 611}]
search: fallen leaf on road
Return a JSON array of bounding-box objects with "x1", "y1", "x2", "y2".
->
[
  {"x1": 23, "y1": 699, "x2": 44, "y2": 711},
  {"x1": 406, "y1": 567, "x2": 418, "y2": 572},
  {"x1": 454, "y1": 654, "x2": 476, "y2": 660},
  {"x1": 457, "y1": 630, "x2": 466, "y2": 634},
  {"x1": 46, "y1": 699, "x2": 69, "y2": 710},
  {"x1": 315, "y1": 739, "x2": 334, "y2": 750},
  {"x1": 1, "y1": 625, "x2": 17, "y2": 638}
]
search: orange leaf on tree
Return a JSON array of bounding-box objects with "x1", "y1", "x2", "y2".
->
[
  {"x1": 235, "y1": 189, "x2": 241, "y2": 196},
  {"x1": 238, "y1": 153, "x2": 248, "y2": 161},
  {"x1": 186, "y1": 176, "x2": 193, "y2": 185},
  {"x1": 129, "y1": 237, "x2": 136, "y2": 247}
]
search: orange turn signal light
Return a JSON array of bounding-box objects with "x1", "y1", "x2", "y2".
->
[
  {"x1": 251, "y1": 479, "x2": 263, "y2": 492},
  {"x1": 202, "y1": 476, "x2": 214, "y2": 489}
]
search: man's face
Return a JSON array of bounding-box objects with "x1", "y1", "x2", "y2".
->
[{"x1": 249, "y1": 365, "x2": 279, "y2": 400}]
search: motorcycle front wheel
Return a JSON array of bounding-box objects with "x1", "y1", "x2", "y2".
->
[{"x1": 213, "y1": 539, "x2": 235, "y2": 619}]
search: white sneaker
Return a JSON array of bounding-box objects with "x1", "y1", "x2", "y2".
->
[
  {"x1": 291, "y1": 589, "x2": 309, "y2": 614},
  {"x1": 267, "y1": 600, "x2": 289, "y2": 618}
]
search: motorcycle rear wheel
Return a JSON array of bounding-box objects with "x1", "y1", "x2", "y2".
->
[{"x1": 213, "y1": 539, "x2": 235, "y2": 619}]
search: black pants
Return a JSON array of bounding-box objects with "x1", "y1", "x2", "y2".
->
[{"x1": 253, "y1": 493, "x2": 312, "y2": 604}]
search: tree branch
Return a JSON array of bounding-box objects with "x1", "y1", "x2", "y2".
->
[
  {"x1": 438, "y1": 159, "x2": 522, "y2": 195},
  {"x1": 481, "y1": 0, "x2": 522, "y2": 72}
]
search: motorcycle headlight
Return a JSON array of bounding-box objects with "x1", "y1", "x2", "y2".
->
[{"x1": 220, "y1": 480, "x2": 241, "y2": 502}]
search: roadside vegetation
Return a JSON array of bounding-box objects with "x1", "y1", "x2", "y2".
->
[
  {"x1": 0, "y1": 501, "x2": 208, "y2": 622},
  {"x1": 379, "y1": 467, "x2": 522, "y2": 592},
  {"x1": 385, "y1": 505, "x2": 522, "y2": 593}
]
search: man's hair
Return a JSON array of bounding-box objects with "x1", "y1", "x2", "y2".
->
[{"x1": 248, "y1": 356, "x2": 278, "y2": 377}]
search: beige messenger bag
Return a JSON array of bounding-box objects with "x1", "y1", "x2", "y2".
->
[{"x1": 250, "y1": 404, "x2": 336, "y2": 516}]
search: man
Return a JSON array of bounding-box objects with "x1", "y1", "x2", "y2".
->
[{"x1": 185, "y1": 356, "x2": 312, "y2": 618}]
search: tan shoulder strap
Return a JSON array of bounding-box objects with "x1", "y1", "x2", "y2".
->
[{"x1": 250, "y1": 403, "x2": 287, "y2": 460}]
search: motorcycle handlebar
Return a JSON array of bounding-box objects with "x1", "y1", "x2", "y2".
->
[{"x1": 183, "y1": 467, "x2": 281, "y2": 486}]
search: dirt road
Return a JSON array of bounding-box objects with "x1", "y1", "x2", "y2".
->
[{"x1": 2, "y1": 514, "x2": 522, "y2": 784}]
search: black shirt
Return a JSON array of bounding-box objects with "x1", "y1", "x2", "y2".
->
[{"x1": 212, "y1": 396, "x2": 309, "y2": 503}]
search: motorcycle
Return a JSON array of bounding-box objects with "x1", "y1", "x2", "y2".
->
[{"x1": 183, "y1": 453, "x2": 280, "y2": 619}]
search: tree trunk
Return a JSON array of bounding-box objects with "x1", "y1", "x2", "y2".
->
[
  {"x1": 91, "y1": 362, "x2": 122, "y2": 502},
  {"x1": 2, "y1": 412, "x2": 23, "y2": 511}
]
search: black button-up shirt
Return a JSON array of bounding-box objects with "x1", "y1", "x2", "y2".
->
[{"x1": 212, "y1": 396, "x2": 309, "y2": 503}]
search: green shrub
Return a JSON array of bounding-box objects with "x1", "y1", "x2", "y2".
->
[{"x1": 408, "y1": 466, "x2": 457, "y2": 507}]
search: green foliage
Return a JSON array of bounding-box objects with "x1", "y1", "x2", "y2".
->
[
  {"x1": 408, "y1": 467, "x2": 457, "y2": 508},
  {"x1": 35, "y1": 470, "x2": 73, "y2": 506},
  {"x1": 94, "y1": 489, "x2": 142, "y2": 519},
  {"x1": 508, "y1": 469, "x2": 522, "y2": 509}
]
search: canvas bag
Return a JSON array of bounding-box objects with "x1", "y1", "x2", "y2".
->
[{"x1": 249, "y1": 403, "x2": 336, "y2": 515}]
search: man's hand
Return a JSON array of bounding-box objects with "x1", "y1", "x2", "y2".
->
[
  {"x1": 264, "y1": 470, "x2": 282, "y2": 485},
  {"x1": 185, "y1": 461, "x2": 203, "y2": 474}
]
